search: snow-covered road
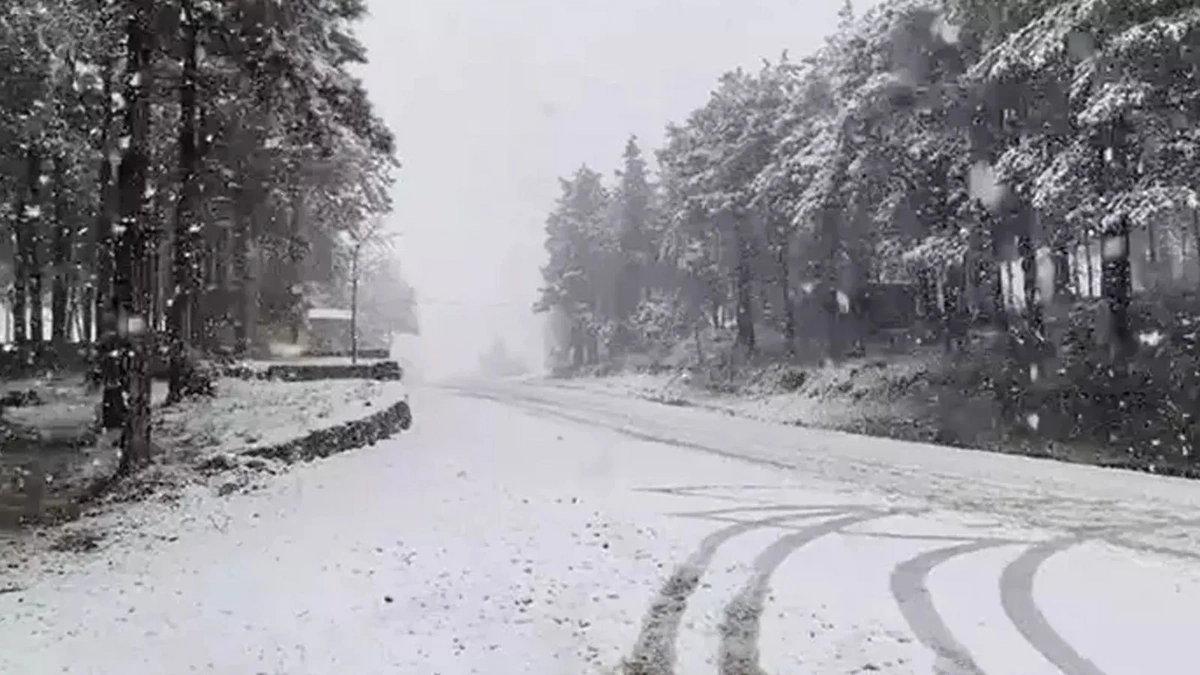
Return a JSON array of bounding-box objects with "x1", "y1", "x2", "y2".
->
[{"x1": 3, "y1": 380, "x2": 1200, "y2": 674}]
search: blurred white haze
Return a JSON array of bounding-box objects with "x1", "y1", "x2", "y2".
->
[{"x1": 354, "y1": 0, "x2": 882, "y2": 380}]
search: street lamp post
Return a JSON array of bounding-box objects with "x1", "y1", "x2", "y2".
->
[{"x1": 351, "y1": 239, "x2": 360, "y2": 365}]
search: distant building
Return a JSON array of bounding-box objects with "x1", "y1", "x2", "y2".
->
[
  {"x1": 305, "y1": 307, "x2": 354, "y2": 353},
  {"x1": 302, "y1": 307, "x2": 388, "y2": 354}
]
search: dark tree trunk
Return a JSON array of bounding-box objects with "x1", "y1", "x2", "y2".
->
[
  {"x1": 80, "y1": 285, "x2": 95, "y2": 342},
  {"x1": 943, "y1": 264, "x2": 967, "y2": 353},
  {"x1": 1102, "y1": 216, "x2": 1133, "y2": 358},
  {"x1": 28, "y1": 153, "x2": 44, "y2": 345},
  {"x1": 209, "y1": 228, "x2": 231, "y2": 351},
  {"x1": 11, "y1": 146, "x2": 40, "y2": 345},
  {"x1": 51, "y1": 156, "x2": 72, "y2": 345},
  {"x1": 570, "y1": 325, "x2": 584, "y2": 368},
  {"x1": 109, "y1": 0, "x2": 155, "y2": 475},
  {"x1": 191, "y1": 100, "x2": 213, "y2": 348},
  {"x1": 168, "y1": 0, "x2": 201, "y2": 403},
  {"x1": 288, "y1": 190, "x2": 306, "y2": 343},
  {"x1": 24, "y1": 146, "x2": 45, "y2": 345},
  {"x1": 776, "y1": 239, "x2": 795, "y2": 353},
  {"x1": 733, "y1": 215, "x2": 755, "y2": 354},
  {"x1": 1101, "y1": 121, "x2": 1135, "y2": 361},
  {"x1": 820, "y1": 208, "x2": 844, "y2": 360},
  {"x1": 231, "y1": 209, "x2": 250, "y2": 354},
  {"x1": 1017, "y1": 229, "x2": 1042, "y2": 335},
  {"x1": 94, "y1": 51, "x2": 117, "y2": 388},
  {"x1": 1051, "y1": 241, "x2": 1072, "y2": 298}
]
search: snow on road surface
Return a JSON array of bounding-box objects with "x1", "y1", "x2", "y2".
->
[{"x1": 3, "y1": 379, "x2": 1200, "y2": 674}]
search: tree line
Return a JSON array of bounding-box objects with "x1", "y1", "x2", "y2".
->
[
  {"x1": 0, "y1": 0, "x2": 397, "y2": 474},
  {"x1": 537, "y1": 0, "x2": 1200, "y2": 363},
  {"x1": 535, "y1": 0, "x2": 1200, "y2": 457}
]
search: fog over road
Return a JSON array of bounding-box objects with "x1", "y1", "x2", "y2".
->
[{"x1": 3, "y1": 380, "x2": 1199, "y2": 674}]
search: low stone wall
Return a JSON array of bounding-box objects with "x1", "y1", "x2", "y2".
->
[
  {"x1": 266, "y1": 361, "x2": 403, "y2": 382},
  {"x1": 303, "y1": 348, "x2": 390, "y2": 360},
  {"x1": 242, "y1": 397, "x2": 412, "y2": 464},
  {"x1": 224, "y1": 360, "x2": 403, "y2": 382}
]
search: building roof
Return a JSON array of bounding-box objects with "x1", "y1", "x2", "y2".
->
[{"x1": 307, "y1": 307, "x2": 352, "y2": 321}]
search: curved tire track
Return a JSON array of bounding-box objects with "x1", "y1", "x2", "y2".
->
[
  {"x1": 1000, "y1": 538, "x2": 1109, "y2": 675},
  {"x1": 890, "y1": 540, "x2": 1010, "y2": 675},
  {"x1": 717, "y1": 512, "x2": 886, "y2": 675},
  {"x1": 622, "y1": 506, "x2": 867, "y2": 675}
]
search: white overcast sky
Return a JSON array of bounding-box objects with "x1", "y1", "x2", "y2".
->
[{"x1": 355, "y1": 0, "x2": 878, "y2": 378}]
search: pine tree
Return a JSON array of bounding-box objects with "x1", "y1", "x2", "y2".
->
[
  {"x1": 611, "y1": 136, "x2": 653, "y2": 352},
  {"x1": 535, "y1": 167, "x2": 611, "y2": 366}
]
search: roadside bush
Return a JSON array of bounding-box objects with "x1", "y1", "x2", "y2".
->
[{"x1": 778, "y1": 368, "x2": 808, "y2": 392}]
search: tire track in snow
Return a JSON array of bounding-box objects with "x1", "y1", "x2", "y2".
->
[
  {"x1": 889, "y1": 539, "x2": 1011, "y2": 675},
  {"x1": 621, "y1": 506, "x2": 866, "y2": 675},
  {"x1": 457, "y1": 385, "x2": 1189, "y2": 675},
  {"x1": 716, "y1": 512, "x2": 888, "y2": 675},
  {"x1": 999, "y1": 537, "x2": 1109, "y2": 675}
]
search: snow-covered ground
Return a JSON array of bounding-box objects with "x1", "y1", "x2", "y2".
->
[
  {"x1": 2, "y1": 379, "x2": 1199, "y2": 674},
  {"x1": 153, "y1": 377, "x2": 407, "y2": 457}
]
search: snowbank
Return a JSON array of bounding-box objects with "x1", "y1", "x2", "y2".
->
[
  {"x1": 153, "y1": 378, "x2": 406, "y2": 458},
  {"x1": 547, "y1": 348, "x2": 1124, "y2": 471}
]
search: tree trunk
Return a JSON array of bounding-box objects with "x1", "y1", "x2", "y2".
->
[
  {"x1": 231, "y1": 203, "x2": 251, "y2": 355},
  {"x1": 819, "y1": 207, "x2": 844, "y2": 359},
  {"x1": 24, "y1": 145, "x2": 45, "y2": 345},
  {"x1": 51, "y1": 156, "x2": 72, "y2": 346},
  {"x1": 11, "y1": 146, "x2": 39, "y2": 345},
  {"x1": 733, "y1": 215, "x2": 755, "y2": 354},
  {"x1": 587, "y1": 330, "x2": 600, "y2": 364},
  {"x1": 1051, "y1": 240, "x2": 1071, "y2": 298},
  {"x1": 1018, "y1": 229, "x2": 1042, "y2": 335},
  {"x1": 776, "y1": 239, "x2": 795, "y2": 354},
  {"x1": 28, "y1": 150, "x2": 44, "y2": 345},
  {"x1": 109, "y1": 0, "x2": 155, "y2": 476},
  {"x1": 1102, "y1": 216, "x2": 1133, "y2": 359},
  {"x1": 95, "y1": 54, "x2": 117, "y2": 383},
  {"x1": 208, "y1": 228, "x2": 231, "y2": 351},
  {"x1": 80, "y1": 285, "x2": 95, "y2": 343},
  {"x1": 570, "y1": 324, "x2": 584, "y2": 368},
  {"x1": 1101, "y1": 120, "x2": 1134, "y2": 362},
  {"x1": 168, "y1": 0, "x2": 200, "y2": 403},
  {"x1": 288, "y1": 190, "x2": 305, "y2": 343}
]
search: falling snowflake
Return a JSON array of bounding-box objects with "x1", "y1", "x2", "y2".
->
[
  {"x1": 1138, "y1": 330, "x2": 1165, "y2": 347},
  {"x1": 968, "y1": 162, "x2": 1006, "y2": 211},
  {"x1": 933, "y1": 14, "x2": 961, "y2": 45}
]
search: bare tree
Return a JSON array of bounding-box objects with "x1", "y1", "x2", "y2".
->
[{"x1": 342, "y1": 217, "x2": 393, "y2": 364}]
